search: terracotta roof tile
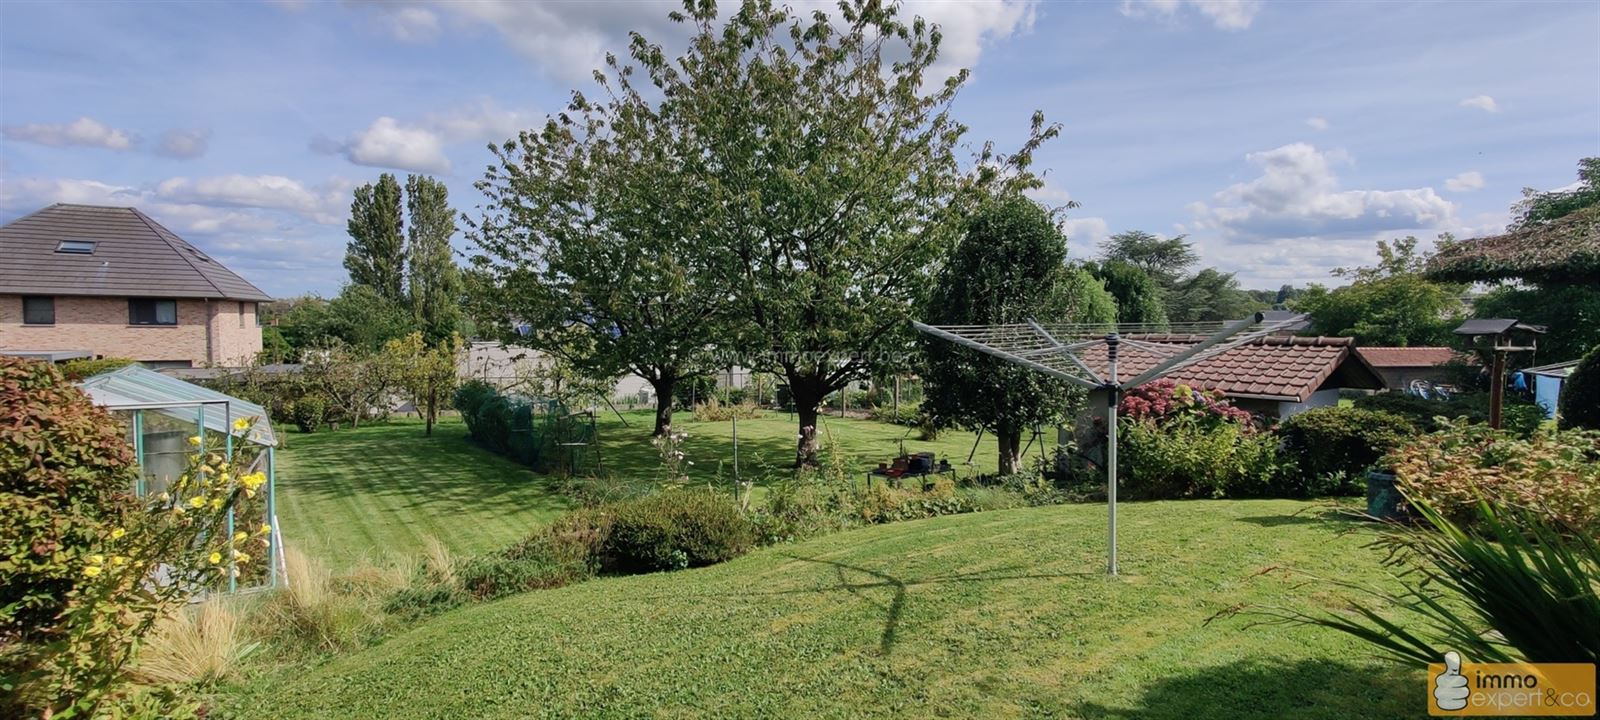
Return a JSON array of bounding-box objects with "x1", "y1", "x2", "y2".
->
[
  {"x1": 1355, "y1": 347, "x2": 1461, "y2": 368},
  {"x1": 1079, "y1": 335, "x2": 1384, "y2": 402}
]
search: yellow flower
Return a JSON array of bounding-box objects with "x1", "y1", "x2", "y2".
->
[
  {"x1": 210, "y1": 497, "x2": 223, "y2": 510},
  {"x1": 258, "y1": 523, "x2": 272, "y2": 535},
  {"x1": 111, "y1": 555, "x2": 127, "y2": 566},
  {"x1": 110, "y1": 528, "x2": 126, "y2": 540},
  {"x1": 208, "y1": 552, "x2": 222, "y2": 564},
  {"x1": 233, "y1": 552, "x2": 251, "y2": 564},
  {"x1": 234, "y1": 531, "x2": 247, "y2": 541},
  {"x1": 189, "y1": 496, "x2": 206, "y2": 509},
  {"x1": 87, "y1": 554, "x2": 104, "y2": 565},
  {"x1": 233, "y1": 417, "x2": 251, "y2": 432},
  {"x1": 187, "y1": 435, "x2": 202, "y2": 446},
  {"x1": 241, "y1": 472, "x2": 267, "y2": 491},
  {"x1": 82, "y1": 565, "x2": 102, "y2": 578}
]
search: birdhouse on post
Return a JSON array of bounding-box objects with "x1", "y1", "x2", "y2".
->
[{"x1": 1452, "y1": 318, "x2": 1546, "y2": 429}]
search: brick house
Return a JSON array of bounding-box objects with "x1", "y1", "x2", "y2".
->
[{"x1": 0, "y1": 204, "x2": 270, "y2": 368}]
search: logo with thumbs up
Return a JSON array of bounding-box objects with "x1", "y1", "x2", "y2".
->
[
  {"x1": 1428, "y1": 651, "x2": 1596, "y2": 716},
  {"x1": 1434, "y1": 651, "x2": 1470, "y2": 711}
]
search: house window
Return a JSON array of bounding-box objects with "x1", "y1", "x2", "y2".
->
[
  {"x1": 55, "y1": 240, "x2": 97, "y2": 254},
  {"x1": 128, "y1": 299, "x2": 178, "y2": 326},
  {"x1": 23, "y1": 296, "x2": 55, "y2": 325}
]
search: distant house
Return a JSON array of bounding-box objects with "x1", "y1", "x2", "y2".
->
[
  {"x1": 1106, "y1": 334, "x2": 1386, "y2": 419},
  {"x1": 1354, "y1": 346, "x2": 1463, "y2": 391},
  {"x1": 0, "y1": 204, "x2": 269, "y2": 368}
]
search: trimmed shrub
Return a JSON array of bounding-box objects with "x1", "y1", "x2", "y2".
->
[
  {"x1": 1278, "y1": 406, "x2": 1416, "y2": 493},
  {"x1": 58, "y1": 356, "x2": 137, "y2": 381},
  {"x1": 1560, "y1": 346, "x2": 1600, "y2": 431},
  {"x1": 603, "y1": 490, "x2": 756, "y2": 573},
  {"x1": 1355, "y1": 391, "x2": 1543, "y2": 437},
  {"x1": 452, "y1": 379, "x2": 497, "y2": 435},
  {"x1": 1390, "y1": 420, "x2": 1600, "y2": 536},
  {"x1": 692, "y1": 396, "x2": 763, "y2": 421},
  {"x1": 289, "y1": 393, "x2": 327, "y2": 433}
]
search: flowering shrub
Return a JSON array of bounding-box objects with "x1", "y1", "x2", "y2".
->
[
  {"x1": 1119, "y1": 379, "x2": 1254, "y2": 427},
  {"x1": 1390, "y1": 420, "x2": 1600, "y2": 535},
  {"x1": 1117, "y1": 416, "x2": 1281, "y2": 499},
  {"x1": 0, "y1": 357, "x2": 264, "y2": 716}
]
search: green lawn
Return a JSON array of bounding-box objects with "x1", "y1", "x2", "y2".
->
[
  {"x1": 237, "y1": 499, "x2": 1421, "y2": 719},
  {"x1": 277, "y1": 410, "x2": 1043, "y2": 567},
  {"x1": 276, "y1": 416, "x2": 572, "y2": 568},
  {"x1": 593, "y1": 407, "x2": 1056, "y2": 484}
]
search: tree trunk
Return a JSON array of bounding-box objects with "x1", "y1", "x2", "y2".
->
[
  {"x1": 424, "y1": 386, "x2": 436, "y2": 436},
  {"x1": 648, "y1": 375, "x2": 677, "y2": 437},
  {"x1": 788, "y1": 374, "x2": 830, "y2": 467},
  {"x1": 796, "y1": 404, "x2": 820, "y2": 467},
  {"x1": 996, "y1": 428, "x2": 1023, "y2": 476}
]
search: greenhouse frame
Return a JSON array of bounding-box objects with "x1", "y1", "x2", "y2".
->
[{"x1": 77, "y1": 365, "x2": 282, "y2": 591}]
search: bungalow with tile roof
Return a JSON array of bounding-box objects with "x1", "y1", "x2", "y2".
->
[
  {"x1": 1353, "y1": 346, "x2": 1465, "y2": 392},
  {"x1": 1092, "y1": 334, "x2": 1386, "y2": 419},
  {"x1": 0, "y1": 204, "x2": 271, "y2": 368}
]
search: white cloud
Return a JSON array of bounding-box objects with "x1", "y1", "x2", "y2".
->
[
  {"x1": 318, "y1": 99, "x2": 535, "y2": 173},
  {"x1": 1305, "y1": 117, "x2": 1329, "y2": 131},
  {"x1": 370, "y1": 4, "x2": 441, "y2": 43},
  {"x1": 1061, "y1": 216, "x2": 1111, "y2": 253},
  {"x1": 0, "y1": 177, "x2": 144, "y2": 207},
  {"x1": 1460, "y1": 95, "x2": 1499, "y2": 113},
  {"x1": 322, "y1": 117, "x2": 452, "y2": 174},
  {"x1": 155, "y1": 128, "x2": 211, "y2": 159},
  {"x1": 2, "y1": 116, "x2": 135, "y2": 151},
  {"x1": 414, "y1": 1, "x2": 1034, "y2": 83},
  {"x1": 1120, "y1": 0, "x2": 1261, "y2": 30},
  {"x1": 1025, "y1": 182, "x2": 1074, "y2": 206},
  {"x1": 154, "y1": 174, "x2": 352, "y2": 225},
  {"x1": 1444, "y1": 170, "x2": 1485, "y2": 193},
  {"x1": 1189, "y1": 142, "x2": 1457, "y2": 242}
]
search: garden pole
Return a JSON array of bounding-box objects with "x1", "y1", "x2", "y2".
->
[
  {"x1": 133, "y1": 410, "x2": 145, "y2": 496},
  {"x1": 732, "y1": 415, "x2": 740, "y2": 498},
  {"x1": 267, "y1": 448, "x2": 278, "y2": 588},
  {"x1": 1106, "y1": 333, "x2": 1120, "y2": 577}
]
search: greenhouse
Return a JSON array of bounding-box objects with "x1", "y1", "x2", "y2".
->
[{"x1": 77, "y1": 365, "x2": 282, "y2": 591}]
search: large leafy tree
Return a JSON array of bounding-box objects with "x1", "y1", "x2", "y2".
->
[
  {"x1": 650, "y1": 0, "x2": 1055, "y2": 464},
  {"x1": 405, "y1": 175, "x2": 462, "y2": 348},
  {"x1": 923, "y1": 195, "x2": 1115, "y2": 475},
  {"x1": 1294, "y1": 237, "x2": 1465, "y2": 346},
  {"x1": 468, "y1": 33, "x2": 721, "y2": 437},
  {"x1": 1090, "y1": 260, "x2": 1168, "y2": 327},
  {"x1": 1099, "y1": 230, "x2": 1198, "y2": 286},
  {"x1": 344, "y1": 174, "x2": 406, "y2": 303}
]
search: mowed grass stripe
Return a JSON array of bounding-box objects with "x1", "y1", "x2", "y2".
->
[{"x1": 275, "y1": 416, "x2": 570, "y2": 567}]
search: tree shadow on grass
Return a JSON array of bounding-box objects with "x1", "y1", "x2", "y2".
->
[
  {"x1": 1234, "y1": 507, "x2": 1362, "y2": 528},
  {"x1": 693, "y1": 554, "x2": 1098, "y2": 657},
  {"x1": 1071, "y1": 657, "x2": 1421, "y2": 720}
]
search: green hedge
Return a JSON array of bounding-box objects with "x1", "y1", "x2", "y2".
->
[
  {"x1": 1354, "y1": 391, "x2": 1544, "y2": 437},
  {"x1": 1559, "y1": 346, "x2": 1600, "y2": 430},
  {"x1": 603, "y1": 490, "x2": 756, "y2": 573},
  {"x1": 1277, "y1": 406, "x2": 1417, "y2": 493}
]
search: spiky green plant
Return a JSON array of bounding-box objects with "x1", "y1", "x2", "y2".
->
[{"x1": 1247, "y1": 498, "x2": 1599, "y2": 665}]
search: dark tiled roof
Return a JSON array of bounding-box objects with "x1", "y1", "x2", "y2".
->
[
  {"x1": 0, "y1": 204, "x2": 271, "y2": 301},
  {"x1": 1356, "y1": 347, "x2": 1461, "y2": 368},
  {"x1": 1080, "y1": 335, "x2": 1384, "y2": 402}
]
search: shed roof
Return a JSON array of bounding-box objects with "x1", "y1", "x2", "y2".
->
[
  {"x1": 0, "y1": 204, "x2": 271, "y2": 301},
  {"x1": 1355, "y1": 347, "x2": 1462, "y2": 368},
  {"x1": 78, "y1": 365, "x2": 276, "y2": 447},
  {"x1": 1081, "y1": 335, "x2": 1384, "y2": 402}
]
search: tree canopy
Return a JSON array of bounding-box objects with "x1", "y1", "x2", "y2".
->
[
  {"x1": 1295, "y1": 237, "x2": 1465, "y2": 347},
  {"x1": 1099, "y1": 230, "x2": 1198, "y2": 286},
  {"x1": 923, "y1": 195, "x2": 1115, "y2": 475},
  {"x1": 1090, "y1": 260, "x2": 1168, "y2": 327},
  {"x1": 345, "y1": 174, "x2": 406, "y2": 304}
]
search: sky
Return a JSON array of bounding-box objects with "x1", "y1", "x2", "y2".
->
[{"x1": 2, "y1": 0, "x2": 1597, "y2": 298}]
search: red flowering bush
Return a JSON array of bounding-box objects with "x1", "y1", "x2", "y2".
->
[{"x1": 1119, "y1": 379, "x2": 1255, "y2": 427}]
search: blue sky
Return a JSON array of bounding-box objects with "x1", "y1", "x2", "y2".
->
[{"x1": 2, "y1": 0, "x2": 1597, "y2": 298}]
